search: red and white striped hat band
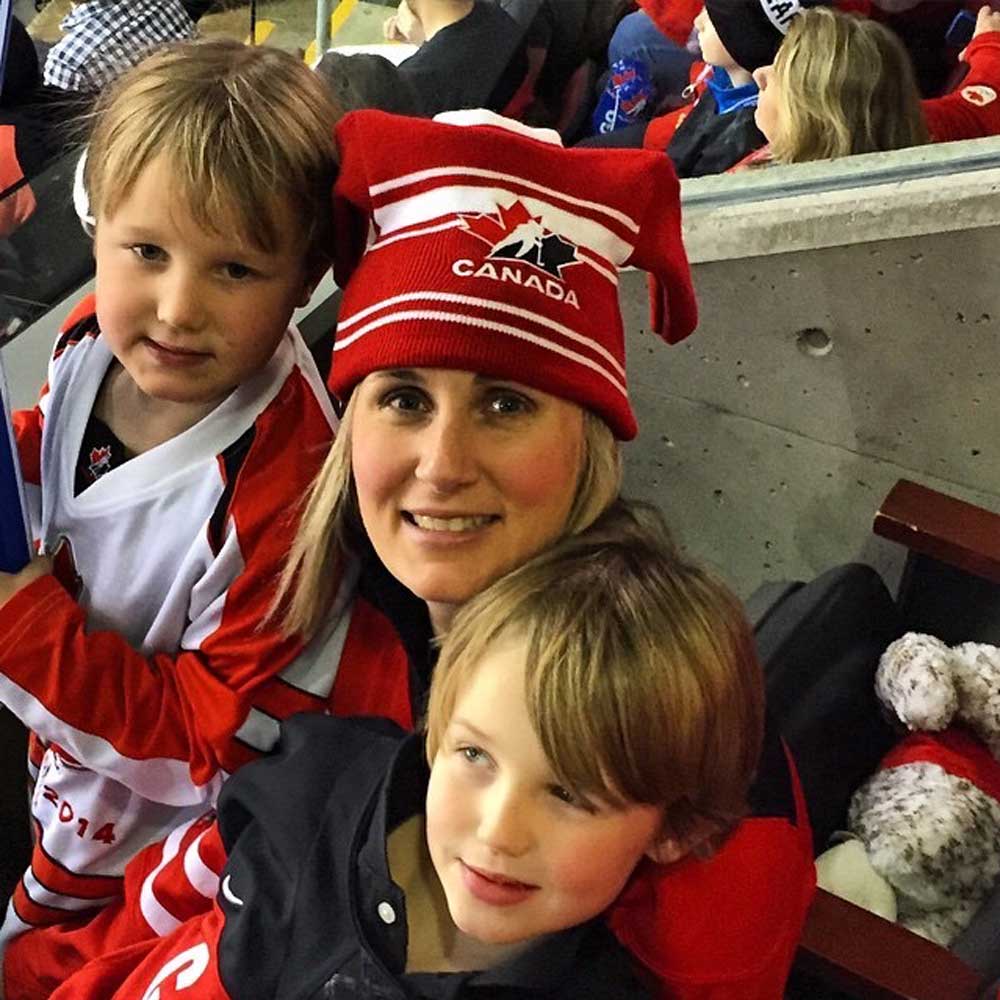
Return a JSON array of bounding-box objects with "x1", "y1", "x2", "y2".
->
[{"x1": 329, "y1": 109, "x2": 698, "y2": 440}]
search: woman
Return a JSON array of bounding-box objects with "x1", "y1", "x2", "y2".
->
[
  {"x1": 746, "y1": 5, "x2": 929, "y2": 165},
  {"x1": 2, "y1": 110, "x2": 813, "y2": 1000}
]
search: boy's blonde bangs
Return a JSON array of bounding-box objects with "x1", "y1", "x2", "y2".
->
[
  {"x1": 427, "y1": 503, "x2": 764, "y2": 854},
  {"x1": 86, "y1": 39, "x2": 341, "y2": 259}
]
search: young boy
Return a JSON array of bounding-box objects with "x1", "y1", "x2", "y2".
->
[
  {"x1": 584, "y1": 0, "x2": 816, "y2": 176},
  {"x1": 43, "y1": 501, "x2": 765, "y2": 999},
  {"x1": 0, "y1": 38, "x2": 339, "y2": 948}
]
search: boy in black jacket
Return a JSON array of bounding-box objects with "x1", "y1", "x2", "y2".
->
[{"x1": 50, "y1": 504, "x2": 764, "y2": 999}]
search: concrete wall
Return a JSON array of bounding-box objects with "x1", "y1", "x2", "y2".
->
[
  {"x1": 5, "y1": 139, "x2": 1000, "y2": 602},
  {"x1": 623, "y1": 138, "x2": 1000, "y2": 596}
]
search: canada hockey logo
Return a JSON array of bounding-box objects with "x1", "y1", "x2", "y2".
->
[
  {"x1": 453, "y1": 200, "x2": 583, "y2": 308},
  {"x1": 88, "y1": 445, "x2": 112, "y2": 481},
  {"x1": 458, "y1": 200, "x2": 582, "y2": 279}
]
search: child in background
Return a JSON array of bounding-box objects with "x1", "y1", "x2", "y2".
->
[
  {"x1": 48, "y1": 501, "x2": 765, "y2": 999},
  {"x1": 743, "y1": 4, "x2": 1000, "y2": 167},
  {"x1": 583, "y1": 0, "x2": 828, "y2": 176},
  {"x1": 0, "y1": 37, "x2": 339, "y2": 950},
  {"x1": 746, "y1": 6, "x2": 929, "y2": 165}
]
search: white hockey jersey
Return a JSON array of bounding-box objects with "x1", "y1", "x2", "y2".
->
[{"x1": 0, "y1": 296, "x2": 337, "y2": 938}]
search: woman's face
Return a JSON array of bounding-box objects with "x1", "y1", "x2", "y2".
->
[
  {"x1": 351, "y1": 368, "x2": 586, "y2": 628},
  {"x1": 752, "y1": 62, "x2": 783, "y2": 143}
]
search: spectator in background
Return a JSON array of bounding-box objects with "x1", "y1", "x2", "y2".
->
[
  {"x1": 741, "y1": 3, "x2": 1000, "y2": 167},
  {"x1": 606, "y1": 0, "x2": 702, "y2": 108},
  {"x1": 380, "y1": 0, "x2": 529, "y2": 114},
  {"x1": 0, "y1": 16, "x2": 43, "y2": 237},
  {"x1": 741, "y1": 6, "x2": 928, "y2": 166},
  {"x1": 42, "y1": 0, "x2": 195, "y2": 94},
  {"x1": 583, "y1": 0, "x2": 832, "y2": 178}
]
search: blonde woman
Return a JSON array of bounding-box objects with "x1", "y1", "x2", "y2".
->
[
  {"x1": 4, "y1": 109, "x2": 813, "y2": 1000},
  {"x1": 749, "y1": 6, "x2": 929, "y2": 165}
]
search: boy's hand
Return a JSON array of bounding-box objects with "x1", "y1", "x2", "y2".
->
[
  {"x1": 0, "y1": 556, "x2": 53, "y2": 610},
  {"x1": 963, "y1": 4, "x2": 1000, "y2": 57}
]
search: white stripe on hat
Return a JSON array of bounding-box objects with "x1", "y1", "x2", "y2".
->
[
  {"x1": 373, "y1": 187, "x2": 633, "y2": 266},
  {"x1": 338, "y1": 290, "x2": 627, "y2": 379},
  {"x1": 369, "y1": 217, "x2": 467, "y2": 252},
  {"x1": 368, "y1": 225, "x2": 620, "y2": 287},
  {"x1": 334, "y1": 307, "x2": 629, "y2": 399},
  {"x1": 760, "y1": 0, "x2": 803, "y2": 34},
  {"x1": 370, "y1": 166, "x2": 641, "y2": 234}
]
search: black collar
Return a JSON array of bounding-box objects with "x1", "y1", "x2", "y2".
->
[{"x1": 295, "y1": 733, "x2": 606, "y2": 999}]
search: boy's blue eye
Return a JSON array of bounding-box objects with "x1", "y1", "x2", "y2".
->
[
  {"x1": 223, "y1": 262, "x2": 253, "y2": 281},
  {"x1": 460, "y1": 745, "x2": 485, "y2": 764},
  {"x1": 549, "y1": 784, "x2": 598, "y2": 813},
  {"x1": 549, "y1": 784, "x2": 576, "y2": 805},
  {"x1": 132, "y1": 244, "x2": 165, "y2": 263}
]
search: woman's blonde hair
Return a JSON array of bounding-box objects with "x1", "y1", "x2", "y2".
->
[
  {"x1": 425, "y1": 501, "x2": 764, "y2": 854},
  {"x1": 770, "y1": 7, "x2": 928, "y2": 164},
  {"x1": 85, "y1": 38, "x2": 341, "y2": 264},
  {"x1": 277, "y1": 398, "x2": 621, "y2": 639}
]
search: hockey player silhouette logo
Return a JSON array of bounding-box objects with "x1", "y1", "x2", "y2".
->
[
  {"x1": 88, "y1": 444, "x2": 112, "y2": 481},
  {"x1": 459, "y1": 200, "x2": 582, "y2": 279}
]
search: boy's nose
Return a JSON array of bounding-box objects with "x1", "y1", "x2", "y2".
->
[
  {"x1": 753, "y1": 64, "x2": 771, "y2": 90},
  {"x1": 156, "y1": 270, "x2": 207, "y2": 332},
  {"x1": 477, "y1": 787, "x2": 532, "y2": 858},
  {"x1": 414, "y1": 417, "x2": 478, "y2": 493}
]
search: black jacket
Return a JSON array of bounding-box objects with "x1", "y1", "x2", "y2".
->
[
  {"x1": 214, "y1": 715, "x2": 652, "y2": 999},
  {"x1": 666, "y1": 90, "x2": 765, "y2": 178}
]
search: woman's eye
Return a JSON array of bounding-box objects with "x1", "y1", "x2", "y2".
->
[
  {"x1": 223, "y1": 262, "x2": 253, "y2": 281},
  {"x1": 131, "y1": 244, "x2": 165, "y2": 263},
  {"x1": 381, "y1": 389, "x2": 429, "y2": 414},
  {"x1": 486, "y1": 391, "x2": 533, "y2": 416}
]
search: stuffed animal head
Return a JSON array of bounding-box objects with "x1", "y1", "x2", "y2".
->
[{"x1": 876, "y1": 632, "x2": 1000, "y2": 758}]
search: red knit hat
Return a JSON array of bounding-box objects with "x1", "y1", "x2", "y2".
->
[{"x1": 329, "y1": 109, "x2": 697, "y2": 440}]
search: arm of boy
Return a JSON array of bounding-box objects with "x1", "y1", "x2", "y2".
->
[
  {"x1": 0, "y1": 362, "x2": 337, "y2": 806},
  {"x1": 923, "y1": 6, "x2": 1000, "y2": 141},
  {"x1": 47, "y1": 905, "x2": 229, "y2": 1000}
]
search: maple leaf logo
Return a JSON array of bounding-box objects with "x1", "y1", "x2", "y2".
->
[{"x1": 459, "y1": 200, "x2": 581, "y2": 279}]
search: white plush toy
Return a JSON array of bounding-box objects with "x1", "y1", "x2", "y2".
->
[{"x1": 816, "y1": 632, "x2": 1000, "y2": 946}]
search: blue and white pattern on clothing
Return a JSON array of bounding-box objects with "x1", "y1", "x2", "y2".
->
[{"x1": 43, "y1": 0, "x2": 195, "y2": 94}]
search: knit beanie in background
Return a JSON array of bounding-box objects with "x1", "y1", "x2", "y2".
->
[{"x1": 704, "y1": 0, "x2": 828, "y2": 72}]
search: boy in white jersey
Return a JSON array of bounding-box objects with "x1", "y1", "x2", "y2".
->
[{"x1": 0, "y1": 38, "x2": 340, "y2": 950}]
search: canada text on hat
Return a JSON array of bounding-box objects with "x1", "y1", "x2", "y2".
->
[{"x1": 329, "y1": 109, "x2": 698, "y2": 441}]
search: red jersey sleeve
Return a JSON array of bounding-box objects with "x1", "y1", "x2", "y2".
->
[
  {"x1": 924, "y1": 31, "x2": 1000, "y2": 142},
  {"x1": 4, "y1": 812, "x2": 225, "y2": 999},
  {"x1": 48, "y1": 905, "x2": 230, "y2": 1000}
]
